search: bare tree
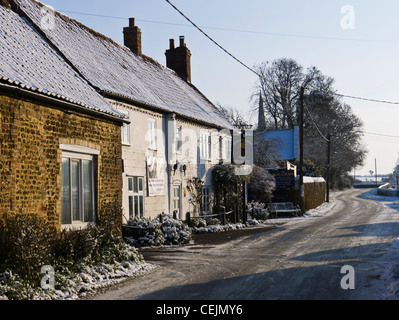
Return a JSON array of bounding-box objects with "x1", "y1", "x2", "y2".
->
[
  {"x1": 214, "y1": 102, "x2": 252, "y2": 129},
  {"x1": 251, "y1": 57, "x2": 367, "y2": 185},
  {"x1": 252, "y1": 58, "x2": 303, "y2": 129}
]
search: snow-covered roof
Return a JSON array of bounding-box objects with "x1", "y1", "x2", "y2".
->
[
  {"x1": 0, "y1": 4, "x2": 124, "y2": 120},
  {"x1": 14, "y1": 0, "x2": 234, "y2": 129}
]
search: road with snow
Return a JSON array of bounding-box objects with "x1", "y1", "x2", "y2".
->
[{"x1": 90, "y1": 189, "x2": 399, "y2": 300}]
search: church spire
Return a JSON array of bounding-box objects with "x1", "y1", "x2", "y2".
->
[{"x1": 257, "y1": 91, "x2": 266, "y2": 131}]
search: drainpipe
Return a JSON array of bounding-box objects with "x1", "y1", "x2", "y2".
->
[{"x1": 165, "y1": 113, "x2": 176, "y2": 214}]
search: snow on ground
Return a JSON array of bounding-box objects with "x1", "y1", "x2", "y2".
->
[
  {"x1": 7, "y1": 191, "x2": 391, "y2": 300},
  {"x1": 354, "y1": 188, "x2": 399, "y2": 299},
  {"x1": 0, "y1": 247, "x2": 157, "y2": 300},
  {"x1": 262, "y1": 197, "x2": 337, "y2": 227}
]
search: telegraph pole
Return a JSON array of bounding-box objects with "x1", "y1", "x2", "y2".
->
[
  {"x1": 326, "y1": 133, "x2": 331, "y2": 202},
  {"x1": 299, "y1": 86, "x2": 304, "y2": 213}
]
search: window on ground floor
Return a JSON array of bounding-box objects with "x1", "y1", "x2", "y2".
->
[
  {"x1": 172, "y1": 184, "x2": 181, "y2": 219},
  {"x1": 128, "y1": 176, "x2": 144, "y2": 220},
  {"x1": 202, "y1": 186, "x2": 211, "y2": 213},
  {"x1": 61, "y1": 152, "x2": 96, "y2": 226}
]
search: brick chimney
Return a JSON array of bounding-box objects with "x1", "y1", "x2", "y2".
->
[
  {"x1": 123, "y1": 18, "x2": 142, "y2": 56},
  {"x1": 165, "y1": 36, "x2": 191, "y2": 83}
]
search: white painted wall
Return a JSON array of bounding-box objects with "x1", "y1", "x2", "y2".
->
[{"x1": 110, "y1": 99, "x2": 232, "y2": 222}]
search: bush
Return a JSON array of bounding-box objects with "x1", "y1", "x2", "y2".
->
[
  {"x1": 126, "y1": 214, "x2": 191, "y2": 247},
  {"x1": 51, "y1": 226, "x2": 98, "y2": 270},
  {"x1": 161, "y1": 216, "x2": 191, "y2": 245},
  {"x1": 0, "y1": 213, "x2": 57, "y2": 285},
  {"x1": 0, "y1": 204, "x2": 143, "y2": 293},
  {"x1": 247, "y1": 165, "x2": 275, "y2": 204},
  {"x1": 52, "y1": 205, "x2": 126, "y2": 270},
  {"x1": 249, "y1": 201, "x2": 270, "y2": 220}
]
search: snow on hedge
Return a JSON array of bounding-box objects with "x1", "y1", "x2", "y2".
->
[
  {"x1": 0, "y1": 242, "x2": 155, "y2": 300},
  {"x1": 125, "y1": 214, "x2": 192, "y2": 247}
]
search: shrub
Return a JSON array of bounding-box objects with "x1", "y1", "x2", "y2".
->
[
  {"x1": 126, "y1": 214, "x2": 191, "y2": 247},
  {"x1": 0, "y1": 203, "x2": 143, "y2": 291},
  {"x1": 249, "y1": 201, "x2": 270, "y2": 220},
  {"x1": 161, "y1": 216, "x2": 191, "y2": 245},
  {"x1": 205, "y1": 217, "x2": 221, "y2": 226},
  {"x1": 51, "y1": 226, "x2": 98, "y2": 270},
  {"x1": 0, "y1": 213, "x2": 56, "y2": 285},
  {"x1": 127, "y1": 217, "x2": 165, "y2": 247},
  {"x1": 247, "y1": 165, "x2": 275, "y2": 204}
]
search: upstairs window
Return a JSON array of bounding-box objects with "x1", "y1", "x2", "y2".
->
[
  {"x1": 120, "y1": 110, "x2": 130, "y2": 145},
  {"x1": 148, "y1": 119, "x2": 157, "y2": 150},
  {"x1": 176, "y1": 126, "x2": 183, "y2": 153},
  {"x1": 224, "y1": 137, "x2": 232, "y2": 163},
  {"x1": 200, "y1": 133, "x2": 211, "y2": 160}
]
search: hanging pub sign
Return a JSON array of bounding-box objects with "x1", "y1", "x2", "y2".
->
[{"x1": 146, "y1": 156, "x2": 166, "y2": 196}]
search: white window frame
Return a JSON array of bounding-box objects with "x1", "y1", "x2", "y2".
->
[
  {"x1": 148, "y1": 118, "x2": 157, "y2": 150},
  {"x1": 200, "y1": 132, "x2": 211, "y2": 160},
  {"x1": 61, "y1": 150, "x2": 96, "y2": 229},
  {"x1": 127, "y1": 176, "x2": 144, "y2": 220},
  {"x1": 172, "y1": 184, "x2": 181, "y2": 219},
  {"x1": 218, "y1": 136, "x2": 223, "y2": 161},
  {"x1": 176, "y1": 125, "x2": 183, "y2": 154},
  {"x1": 120, "y1": 109, "x2": 130, "y2": 145},
  {"x1": 224, "y1": 137, "x2": 232, "y2": 163}
]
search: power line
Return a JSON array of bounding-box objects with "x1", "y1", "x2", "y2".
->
[
  {"x1": 364, "y1": 132, "x2": 399, "y2": 138},
  {"x1": 303, "y1": 104, "x2": 329, "y2": 142},
  {"x1": 336, "y1": 94, "x2": 399, "y2": 105},
  {"x1": 58, "y1": 10, "x2": 399, "y2": 45},
  {"x1": 60, "y1": 5, "x2": 399, "y2": 107},
  {"x1": 165, "y1": 1, "x2": 399, "y2": 107}
]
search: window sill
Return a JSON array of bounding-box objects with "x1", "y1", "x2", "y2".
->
[{"x1": 61, "y1": 221, "x2": 92, "y2": 231}]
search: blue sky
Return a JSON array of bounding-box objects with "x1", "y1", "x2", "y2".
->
[{"x1": 44, "y1": 0, "x2": 399, "y2": 175}]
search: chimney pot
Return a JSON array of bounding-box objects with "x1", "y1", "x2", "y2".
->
[
  {"x1": 129, "y1": 17, "x2": 135, "y2": 27},
  {"x1": 179, "y1": 36, "x2": 185, "y2": 47},
  {"x1": 169, "y1": 39, "x2": 175, "y2": 50},
  {"x1": 165, "y1": 36, "x2": 191, "y2": 83}
]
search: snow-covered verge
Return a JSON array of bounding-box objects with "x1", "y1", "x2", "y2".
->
[
  {"x1": 0, "y1": 241, "x2": 155, "y2": 300},
  {"x1": 192, "y1": 218, "x2": 262, "y2": 234},
  {"x1": 358, "y1": 187, "x2": 399, "y2": 203},
  {"x1": 355, "y1": 188, "x2": 399, "y2": 298}
]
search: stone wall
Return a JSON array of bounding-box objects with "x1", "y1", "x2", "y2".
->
[
  {"x1": 295, "y1": 177, "x2": 326, "y2": 212},
  {"x1": 303, "y1": 177, "x2": 326, "y2": 212},
  {"x1": 0, "y1": 94, "x2": 122, "y2": 229}
]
